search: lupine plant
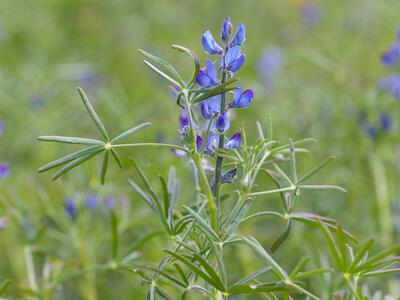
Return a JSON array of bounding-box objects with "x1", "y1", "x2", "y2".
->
[{"x1": 36, "y1": 18, "x2": 400, "y2": 299}]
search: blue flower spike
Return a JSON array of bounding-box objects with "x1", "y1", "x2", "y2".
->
[
  {"x1": 216, "y1": 112, "x2": 230, "y2": 133},
  {"x1": 202, "y1": 31, "x2": 223, "y2": 55},
  {"x1": 224, "y1": 131, "x2": 242, "y2": 150}
]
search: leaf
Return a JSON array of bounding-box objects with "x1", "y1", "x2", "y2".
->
[
  {"x1": 224, "y1": 198, "x2": 252, "y2": 238},
  {"x1": 290, "y1": 257, "x2": 310, "y2": 278},
  {"x1": 361, "y1": 268, "x2": 400, "y2": 277},
  {"x1": 164, "y1": 250, "x2": 225, "y2": 291},
  {"x1": 111, "y1": 122, "x2": 151, "y2": 143},
  {"x1": 299, "y1": 184, "x2": 347, "y2": 193},
  {"x1": 172, "y1": 44, "x2": 200, "y2": 87},
  {"x1": 37, "y1": 145, "x2": 104, "y2": 173},
  {"x1": 183, "y1": 206, "x2": 220, "y2": 242},
  {"x1": 243, "y1": 236, "x2": 289, "y2": 280},
  {"x1": 0, "y1": 279, "x2": 10, "y2": 296},
  {"x1": 127, "y1": 179, "x2": 156, "y2": 211},
  {"x1": 109, "y1": 210, "x2": 118, "y2": 259},
  {"x1": 298, "y1": 156, "x2": 335, "y2": 184},
  {"x1": 173, "y1": 263, "x2": 189, "y2": 286},
  {"x1": 139, "y1": 49, "x2": 184, "y2": 86},
  {"x1": 77, "y1": 87, "x2": 110, "y2": 141},
  {"x1": 349, "y1": 239, "x2": 374, "y2": 271},
  {"x1": 52, "y1": 148, "x2": 104, "y2": 180},
  {"x1": 288, "y1": 139, "x2": 298, "y2": 183},
  {"x1": 159, "y1": 176, "x2": 170, "y2": 222},
  {"x1": 192, "y1": 252, "x2": 226, "y2": 291},
  {"x1": 291, "y1": 268, "x2": 333, "y2": 280},
  {"x1": 228, "y1": 282, "x2": 287, "y2": 294},
  {"x1": 140, "y1": 266, "x2": 187, "y2": 288},
  {"x1": 271, "y1": 218, "x2": 292, "y2": 253},
  {"x1": 101, "y1": 151, "x2": 110, "y2": 185},
  {"x1": 232, "y1": 266, "x2": 271, "y2": 286},
  {"x1": 317, "y1": 220, "x2": 343, "y2": 270},
  {"x1": 38, "y1": 136, "x2": 104, "y2": 145},
  {"x1": 190, "y1": 78, "x2": 239, "y2": 104},
  {"x1": 354, "y1": 245, "x2": 400, "y2": 273},
  {"x1": 111, "y1": 148, "x2": 123, "y2": 168}
]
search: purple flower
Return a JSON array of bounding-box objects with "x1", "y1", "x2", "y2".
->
[
  {"x1": 171, "y1": 148, "x2": 188, "y2": 157},
  {"x1": 0, "y1": 120, "x2": 3, "y2": 136},
  {"x1": 202, "y1": 31, "x2": 223, "y2": 55},
  {"x1": 230, "y1": 24, "x2": 246, "y2": 47},
  {"x1": 196, "y1": 135, "x2": 204, "y2": 152},
  {"x1": 201, "y1": 96, "x2": 220, "y2": 119},
  {"x1": 379, "y1": 74, "x2": 400, "y2": 99},
  {"x1": 64, "y1": 197, "x2": 77, "y2": 219},
  {"x1": 221, "y1": 17, "x2": 233, "y2": 42},
  {"x1": 205, "y1": 131, "x2": 220, "y2": 154},
  {"x1": 229, "y1": 86, "x2": 254, "y2": 108},
  {"x1": 379, "y1": 112, "x2": 392, "y2": 132},
  {"x1": 180, "y1": 109, "x2": 189, "y2": 128},
  {"x1": 196, "y1": 60, "x2": 218, "y2": 88},
  {"x1": 381, "y1": 42, "x2": 400, "y2": 66},
  {"x1": 105, "y1": 196, "x2": 115, "y2": 209},
  {"x1": 224, "y1": 46, "x2": 245, "y2": 73},
  {"x1": 224, "y1": 132, "x2": 242, "y2": 150},
  {"x1": 258, "y1": 47, "x2": 283, "y2": 79},
  {"x1": 299, "y1": 2, "x2": 321, "y2": 26},
  {"x1": 365, "y1": 124, "x2": 377, "y2": 139},
  {"x1": 86, "y1": 194, "x2": 99, "y2": 210},
  {"x1": 220, "y1": 168, "x2": 237, "y2": 183},
  {"x1": 216, "y1": 112, "x2": 230, "y2": 132},
  {"x1": 0, "y1": 163, "x2": 9, "y2": 178}
]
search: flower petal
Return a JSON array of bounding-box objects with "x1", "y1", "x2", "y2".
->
[
  {"x1": 224, "y1": 132, "x2": 242, "y2": 150},
  {"x1": 225, "y1": 45, "x2": 241, "y2": 68},
  {"x1": 229, "y1": 89, "x2": 254, "y2": 108},
  {"x1": 196, "y1": 135, "x2": 204, "y2": 152},
  {"x1": 216, "y1": 112, "x2": 230, "y2": 132},
  {"x1": 202, "y1": 30, "x2": 223, "y2": 55},
  {"x1": 221, "y1": 17, "x2": 233, "y2": 41},
  {"x1": 196, "y1": 69, "x2": 214, "y2": 88},
  {"x1": 230, "y1": 24, "x2": 246, "y2": 47},
  {"x1": 220, "y1": 168, "x2": 237, "y2": 183},
  {"x1": 205, "y1": 60, "x2": 218, "y2": 82},
  {"x1": 228, "y1": 54, "x2": 245, "y2": 72}
]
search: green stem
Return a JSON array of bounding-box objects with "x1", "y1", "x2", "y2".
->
[
  {"x1": 24, "y1": 246, "x2": 39, "y2": 298},
  {"x1": 213, "y1": 54, "x2": 227, "y2": 230}
]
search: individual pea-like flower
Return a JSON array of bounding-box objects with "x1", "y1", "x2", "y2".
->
[
  {"x1": 105, "y1": 196, "x2": 116, "y2": 209},
  {"x1": 202, "y1": 31, "x2": 224, "y2": 55},
  {"x1": 86, "y1": 194, "x2": 99, "y2": 210},
  {"x1": 379, "y1": 74, "x2": 400, "y2": 99},
  {"x1": 221, "y1": 17, "x2": 233, "y2": 42},
  {"x1": 381, "y1": 28, "x2": 400, "y2": 66},
  {"x1": 230, "y1": 24, "x2": 246, "y2": 47},
  {"x1": 0, "y1": 163, "x2": 9, "y2": 178},
  {"x1": 216, "y1": 112, "x2": 230, "y2": 132},
  {"x1": 220, "y1": 168, "x2": 237, "y2": 183},
  {"x1": 205, "y1": 131, "x2": 220, "y2": 154},
  {"x1": 229, "y1": 85, "x2": 254, "y2": 108},
  {"x1": 196, "y1": 135, "x2": 204, "y2": 152},
  {"x1": 201, "y1": 96, "x2": 220, "y2": 119},
  {"x1": 64, "y1": 197, "x2": 78, "y2": 219},
  {"x1": 196, "y1": 60, "x2": 219, "y2": 88},
  {"x1": 180, "y1": 109, "x2": 189, "y2": 128},
  {"x1": 224, "y1": 132, "x2": 242, "y2": 150},
  {"x1": 224, "y1": 45, "x2": 246, "y2": 73},
  {"x1": 379, "y1": 112, "x2": 392, "y2": 132}
]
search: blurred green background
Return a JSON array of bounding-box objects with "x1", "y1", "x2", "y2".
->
[{"x1": 0, "y1": 0, "x2": 399, "y2": 298}]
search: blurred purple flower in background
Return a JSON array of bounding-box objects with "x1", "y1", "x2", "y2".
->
[
  {"x1": 379, "y1": 74, "x2": 400, "y2": 99},
  {"x1": 86, "y1": 194, "x2": 99, "y2": 210},
  {"x1": 379, "y1": 112, "x2": 392, "y2": 132},
  {"x1": 258, "y1": 47, "x2": 283, "y2": 81},
  {"x1": 179, "y1": 109, "x2": 189, "y2": 128},
  {"x1": 0, "y1": 120, "x2": 3, "y2": 136},
  {"x1": 0, "y1": 163, "x2": 9, "y2": 178},
  {"x1": 64, "y1": 197, "x2": 77, "y2": 219},
  {"x1": 0, "y1": 217, "x2": 7, "y2": 230},
  {"x1": 381, "y1": 27, "x2": 400, "y2": 66},
  {"x1": 299, "y1": 1, "x2": 321, "y2": 26},
  {"x1": 105, "y1": 196, "x2": 116, "y2": 209}
]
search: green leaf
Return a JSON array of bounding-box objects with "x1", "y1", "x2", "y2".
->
[
  {"x1": 0, "y1": 279, "x2": 10, "y2": 296},
  {"x1": 173, "y1": 263, "x2": 189, "y2": 286},
  {"x1": 183, "y1": 206, "x2": 220, "y2": 242},
  {"x1": 109, "y1": 210, "x2": 118, "y2": 259},
  {"x1": 52, "y1": 148, "x2": 104, "y2": 180},
  {"x1": 101, "y1": 150, "x2": 110, "y2": 185},
  {"x1": 139, "y1": 49, "x2": 185, "y2": 86},
  {"x1": 288, "y1": 139, "x2": 298, "y2": 183},
  {"x1": 290, "y1": 257, "x2": 310, "y2": 278},
  {"x1": 228, "y1": 282, "x2": 287, "y2": 294},
  {"x1": 140, "y1": 266, "x2": 187, "y2": 288},
  {"x1": 190, "y1": 78, "x2": 239, "y2": 104},
  {"x1": 77, "y1": 87, "x2": 110, "y2": 141},
  {"x1": 349, "y1": 239, "x2": 374, "y2": 272},
  {"x1": 232, "y1": 266, "x2": 271, "y2": 286},
  {"x1": 127, "y1": 179, "x2": 156, "y2": 211},
  {"x1": 224, "y1": 198, "x2": 253, "y2": 238},
  {"x1": 317, "y1": 220, "x2": 343, "y2": 270},
  {"x1": 354, "y1": 244, "x2": 400, "y2": 273},
  {"x1": 298, "y1": 156, "x2": 335, "y2": 184},
  {"x1": 192, "y1": 252, "x2": 226, "y2": 291},
  {"x1": 271, "y1": 218, "x2": 292, "y2": 253},
  {"x1": 291, "y1": 268, "x2": 333, "y2": 280},
  {"x1": 38, "y1": 136, "x2": 104, "y2": 145},
  {"x1": 110, "y1": 148, "x2": 123, "y2": 168},
  {"x1": 172, "y1": 44, "x2": 200, "y2": 87},
  {"x1": 37, "y1": 145, "x2": 104, "y2": 173},
  {"x1": 164, "y1": 250, "x2": 224, "y2": 291},
  {"x1": 299, "y1": 184, "x2": 347, "y2": 193},
  {"x1": 243, "y1": 236, "x2": 289, "y2": 280},
  {"x1": 111, "y1": 122, "x2": 151, "y2": 143},
  {"x1": 159, "y1": 175, "x2": 170, "y2": 222},
  {"x1": 361, "y1": 268, "x2": 400, "y2": 277}
]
